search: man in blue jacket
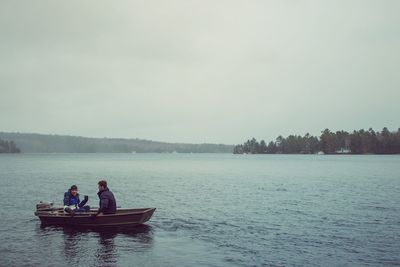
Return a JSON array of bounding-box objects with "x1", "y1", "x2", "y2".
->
[
  {"x1": 94, "y1": 180, "x2": 116, "y2": 216},
  {"x1": 63, "y1": 185, "x2": 90, "y2": 215}
]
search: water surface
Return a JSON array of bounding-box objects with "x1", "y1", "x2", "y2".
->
[{"x1": 0, "y1": 154, "x2": 399, "y2": 266}]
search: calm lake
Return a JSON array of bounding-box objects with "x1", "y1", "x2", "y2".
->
[{"x1": 0, "y1": 153, "x2": 399, "y2": 266}]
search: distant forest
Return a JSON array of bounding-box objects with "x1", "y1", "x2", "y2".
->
[
  {"x1": 0, "y1": 138, "x2": 20, "y2": 153},
  {"x1": 0, "y1": 132, "x2": 233, "y2": 153},
  {"x1": 234, "y1": 127, "x2": 400, "y2": 154}
]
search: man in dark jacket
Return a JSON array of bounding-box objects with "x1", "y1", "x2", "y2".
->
[
  {"x1": 95, "y1": 180, "x2": 117, "y2": 215},
  {"x1": 63, "y1": 185, "x2": 90, "y2": 215}
]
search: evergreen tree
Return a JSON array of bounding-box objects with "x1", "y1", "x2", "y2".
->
[
  {"x1": 233, "y1": 127, "x2": 400, "y2": 154},
  {"x1": 0, "y1": 139, "x2": 21, "y2": 153}
]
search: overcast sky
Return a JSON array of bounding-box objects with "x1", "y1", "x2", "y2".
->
[{"x1": 1, "y1": 1, "x2": 399, "y2": 144}]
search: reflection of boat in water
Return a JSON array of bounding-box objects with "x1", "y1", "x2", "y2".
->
[
  {"x1": 60, "y1": 223, "x2": 153, "y2": 236},
  {"x1": 55, "y1": 223, "x2": 154, "y2": 266},
  {"x1": 35, "y1": 202, "x2": 156, "y2": 228}
]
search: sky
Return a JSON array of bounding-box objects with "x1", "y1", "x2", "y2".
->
[{"x1": 0, "y1": 0, "x2": 399, "y2": 144}]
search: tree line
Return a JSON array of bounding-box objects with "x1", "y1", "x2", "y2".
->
[
  {"x1": 0, "y1": 132, "x2": 233, "y2": 153},
  {"x1": 0, "y1": 138, "x2": 21, "y2": 153},
  {"x1": 233, "y1": 127, "x2": 400, "y2": 154}
]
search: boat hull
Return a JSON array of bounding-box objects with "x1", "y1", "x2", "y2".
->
[{"x1": 35, "y1": 208, "x2": 156, "y2": 228}]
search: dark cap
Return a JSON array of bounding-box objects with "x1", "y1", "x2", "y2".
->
[{"x1": 70, "y1": 185, "x2": 78, "y2": 190}]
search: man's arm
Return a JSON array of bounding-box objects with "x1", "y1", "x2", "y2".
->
[
  {"x1": 97, "y1": 195, "x2": 109, "y2": 213},
  {"x1": 92, "y1": 197, "x2": 108, "y2": 217},
  {"x1": 78, "y1": 195, "x2": 89, "y2": 208},
  {"x1": 98, "y1": 197, "x2": 109, "y2": 213}
]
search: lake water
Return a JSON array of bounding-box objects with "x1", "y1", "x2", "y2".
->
[{"x1": 0, "y1": 154, "x2": 399, "y2": 266}]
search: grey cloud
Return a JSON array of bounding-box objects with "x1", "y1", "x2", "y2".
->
[{"x1": 1, "y1": 0, "x2": 399, "y2": 143}]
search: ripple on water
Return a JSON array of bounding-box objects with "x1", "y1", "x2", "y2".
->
[{"x1": 1, "y1": 154, "x2": 400, "y2": 267}]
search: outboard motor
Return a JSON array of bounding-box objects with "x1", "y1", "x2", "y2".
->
[{"x1": 36, "y1": 201, "x2": 54, "y2": 211}]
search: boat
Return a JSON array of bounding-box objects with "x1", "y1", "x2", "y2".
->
[{"x1": 34, "y1": 202, "x2": 156, "y2": 228}]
